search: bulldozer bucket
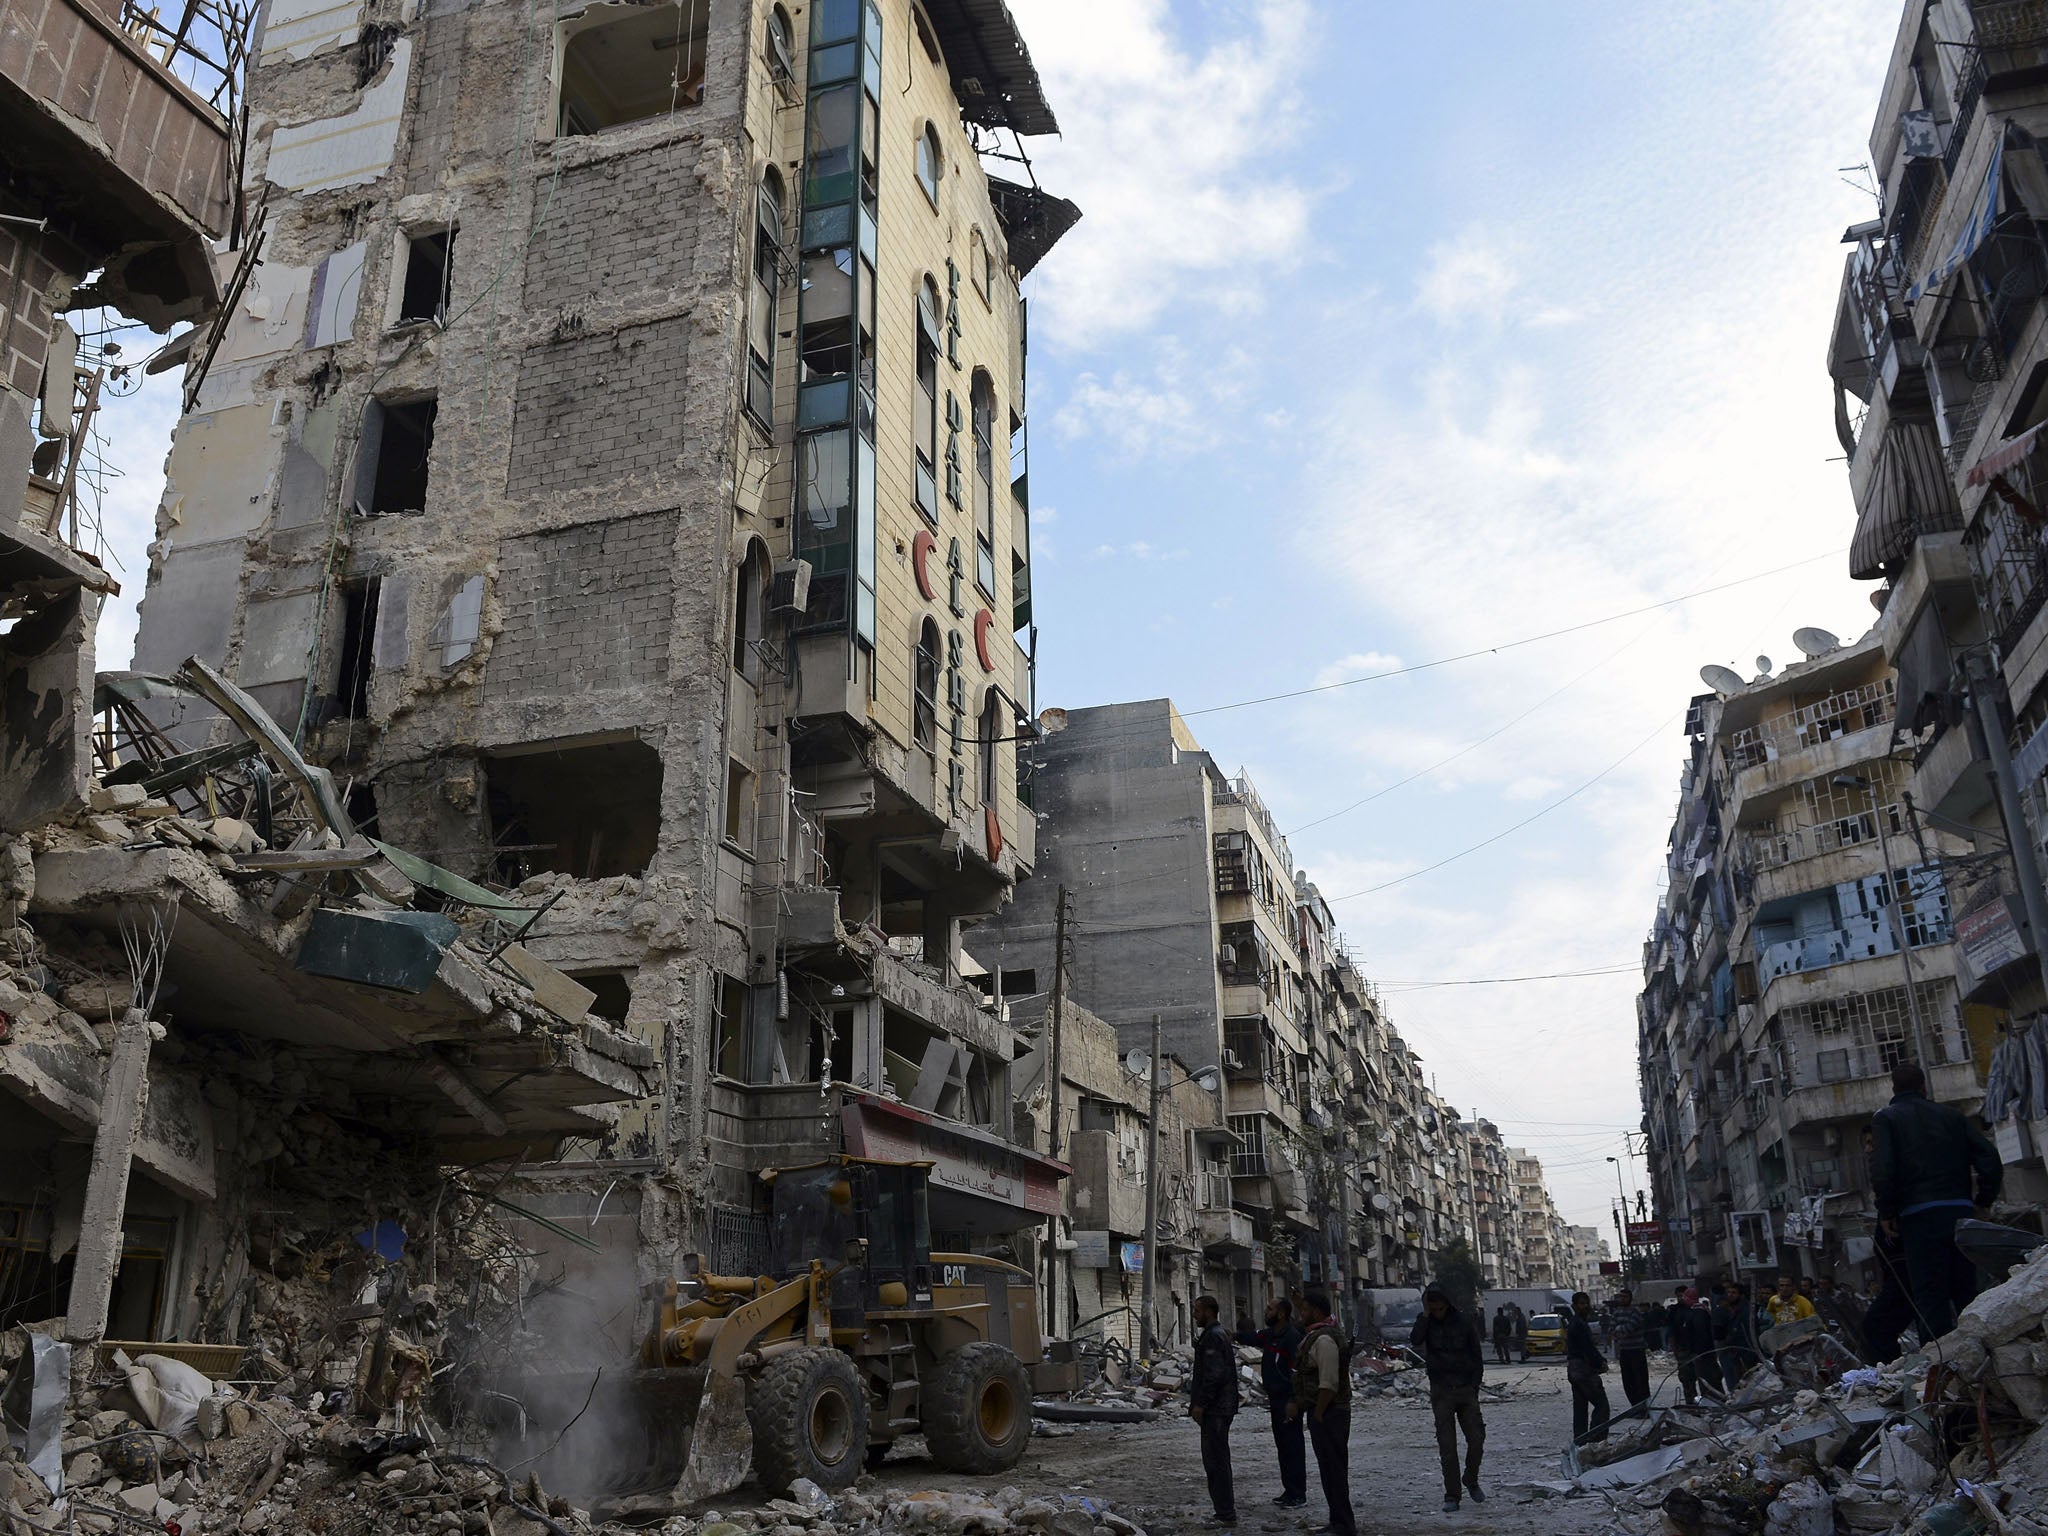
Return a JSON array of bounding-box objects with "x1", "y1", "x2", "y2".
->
[{"x1": 491, "y1": 1364, "x2": 754, "y2": 1508}]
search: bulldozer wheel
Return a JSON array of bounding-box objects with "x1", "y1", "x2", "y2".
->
[
  {"x1": 923, "y1": 1341, "x2": 1031, "y2": 1475},
  {"x1": 748, "y1": 1347, "x2": 870, "y2": 1496}
]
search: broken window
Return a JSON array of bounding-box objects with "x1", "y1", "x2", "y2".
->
[
  {"x1": 483, "y1": 737, "x2": 662, "y2": 879},
  {"x1": 334, "y1": 577, "x2": 380, "y2": 719},
  {"x1": 916, "y1": 121, "x2": 942, "y2": 206},
  {"x1": 396, "y1": 225, "x2": 455, "y2": 325},
  {"x1": 724, "y1": 758, "x2": 754, "y2": 847},
  {"x1": 555, "y1": 0, "x2": 709, "y2": 136},
  {"x1": 571, "y1": 970, "x2": 634, "y2": 1023},
  {"x1": 915, "y1": 279, "x2": 940, "y2": 519},
  {"x1": 357, "y1": 394, "x2": 436, "y2": 515},
  {"x1": 713, "y1": 974, "x2": 749, "y2": 1080},
  {"x1": 766, "y1": 3, "x2": 795, "y2": 88},
  {"x1": 972, "y1": 371, "x2": 996, "y2": 595},
  {"x1": 747, "y1": 171, "x2": 782, "y2": 429},
  {"x1": 998, "y1": 967, "x2": 1037, "y2": 997},
  {"x1": 913, "y1": 618, "x2": 940, "y2": 752},
  {"x1": 733, "y1": 541, "x2": 770, "y2": 681}
]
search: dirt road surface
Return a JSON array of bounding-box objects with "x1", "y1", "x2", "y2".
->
[{"x1": 861, "y1": 1361, "x2": 1615, "y2": 1535}]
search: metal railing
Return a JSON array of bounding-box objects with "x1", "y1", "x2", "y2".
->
[{"x1": 1727, "y1": 678, "x2": 1895, "y2": 770}]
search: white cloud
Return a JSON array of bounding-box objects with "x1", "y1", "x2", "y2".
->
[
  {"x1": 1416, "y1": 229, "x2": 1522, "y2": 327},
  {"x1": 1006, "y1": 0, "x2": 1316, "y2": 346},
  {"x1": 1312, "y1": 651, "x2": 1405, "y2": 688}
]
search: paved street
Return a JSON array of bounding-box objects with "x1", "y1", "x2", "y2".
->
[{"x1": 861, "y1": 1362, "x2": 1611, "y2": 1536}]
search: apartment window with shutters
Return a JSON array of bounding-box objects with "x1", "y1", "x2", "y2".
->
[
  {"x1": 916, "y1": 121, "x2": 942, "y2": 207},
  {"x1": 914, "y1": 278, "x2": 941, "y2": 520},
  {"x1": 746, "y1": 168, "x2": 783, "y2": 429},
  {"x1": 913, "y1": 619, "x2": 940, "y2": 752},
  {"x1": 971, "y1": 371, "x2": 996, "y2": 594}
]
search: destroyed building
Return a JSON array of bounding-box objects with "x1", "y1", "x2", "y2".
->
[
  {"x1": 1637, "y1": 631, "x2": 1992, "y2": 1286},
  {"x1": 125, "y1": 0, "x2": 1079, "y2": 1269}
]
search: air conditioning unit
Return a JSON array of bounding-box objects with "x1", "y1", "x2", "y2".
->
[{"x1": 770, "y1": 559, "x2": 812, "y2": 615}]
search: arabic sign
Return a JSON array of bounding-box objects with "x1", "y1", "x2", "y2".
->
[
  {"x1": 1626, "y1": 1221, "x2": 1665, "y2": 1245},
  {"x1": 841, "y1": 1097, "x2": 1065, "y2": 1218},
  {"x1": 1071, "y1": 1230, "x2": 1112, "y2": 1269},
  {"x1": 1119, "y1": 1241, "x2": 1145, "y2": 1274},
  {"x1": 1957, "y1": 893, "x2": 2029, "y2": 981}
]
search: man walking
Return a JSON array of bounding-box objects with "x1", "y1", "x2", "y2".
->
[
  {"x1": 1565, "y1": 1291, "x2": 1610, "y2": 1446},
  {"x1": 1190, "y1": 1295, "x2": 1239, "y2": 1527},
  {"x1": 1409, "y1": 1283, "x2": 1486, "y2": 1513},
  {"x1": 1872, "y1": 1060, "x2": 2003, "y2": 1341},
  {"x1": 1490, "y1": 1305, "x2": 1513, "y2": 1365},
  {"x1": 1287, "y1": 1291, "x2": 1355, "y2": 1536},
  {"x1": 1236, "y1": 1298, "x2": 1307, "y2": 1509},
  {"x1": 1607, "y1": 1289, "x2": 1650, "y2": 1414}
]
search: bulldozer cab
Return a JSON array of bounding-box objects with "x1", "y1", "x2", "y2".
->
[{"x1": 767, "y1": 1159, "x2": 934, "y2": 1307}]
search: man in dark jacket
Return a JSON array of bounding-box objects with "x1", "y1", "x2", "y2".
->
[
  {"x1": 1512, "y1": 1303, "x2": 1529, "y2": 1361},
  {"x1": 1665, "y1": 1288, "x2": 1718, "y2": 1402},
  {"x1": 1606, "y1": 1290, "x2": 1650, "y2": 1413},
  {"x1": 1491, "y1": 1306, "x2": 1513, "y2": 1364},
  {"x1": 1409, "y1": 1283, "x2": 1486, "y2": 1511},
  {"x1": 1190, "y1": 1295, "x2": 1238, "y2": 1525},
  {"x1": 1565, "y1": 1292, "x2": 1610, "y2": 1446},
  {"x1": 1871, "y1": 1061, "x2": 2003, "y2": 1340},
  {"x1": 1236, "y1": 1297, "x2": 1306, "y2": 1508}
]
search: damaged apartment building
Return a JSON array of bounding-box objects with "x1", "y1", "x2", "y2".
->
[
  {"x1": 127, "y1": 0, "x2": 1080, "y2": 1271},
  {"x1": 1, "y1": 0, "x2": 651, "y2": 1363}
]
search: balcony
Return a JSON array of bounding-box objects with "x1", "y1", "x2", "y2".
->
[
  {"x1": 1200, "y1": 1208, "x2": 1255, "y2": 1253},
  {"x1": 1728, "y1": 678, "x2": 1896, "y2": 772}
]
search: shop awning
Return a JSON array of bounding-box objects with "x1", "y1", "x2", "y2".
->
[
  {"x1": 1849, "y1": 420, "x2": 1965, "y2": 579},
  {"x1": 1909, "y1": 132, "x2": 2004, "y2": 303},
  {"x1": 1966, "y1": 419, "x2": 2047, "y2": 486}
]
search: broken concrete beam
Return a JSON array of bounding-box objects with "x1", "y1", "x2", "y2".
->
[
  {"x1": 497, "y1": 944, "x2": 594, "y2": 1023},
  {"x1": 62, "y1": 1014, "x2": 158, "y2": 1347}
]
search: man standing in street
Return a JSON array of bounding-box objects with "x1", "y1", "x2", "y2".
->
[
  {"x1": 1607, "y1": 1289, "x2": 1650, "y2": 1415},
  {"x1": 1565, "y1": 1291, "x2": 1611, "y2": 1447},
  {"x1": 1235, "y1": 1298, "x2": 1306, "y2": 1509},
  {"x1": 1764, "y1": 1273, "x2": 1816, "y2": 1330},
  {"x1": 1872, "y1": 1060, "x2": 2003, "y2": 1341},
  {"x1": 1190, "y1": 1295, "x2": 1238, "y2": 1527},
  {"x1": 1666, "y1": 1287, "x2": 1718, "y2": 1403},
  {"x1": 1491, "y1": 1305, "x2": 1513, "y2": 1365},
  {"x1": 1409, "y1": 1283, "x2": 1486, "y2": 1513},
  {"x1": 1287, "y1": 1291, "x2": 1355, "y2": 1536},
  {"x1": 1512, "y1": 1302, "x2": 1529, "y2": 1363}
]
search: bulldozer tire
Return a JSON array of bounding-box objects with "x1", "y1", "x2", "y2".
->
[
  {"x1": 923, "y1": 1341, "x2": 1031, "y2": 1475},
  {"x1": 748, "y1": 1347, "x2": 870, "y2": 1496}
]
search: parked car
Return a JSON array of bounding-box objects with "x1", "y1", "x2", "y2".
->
[{"x1": 1526, "y1": 1311, "x2": 1568, "y2": 1356}]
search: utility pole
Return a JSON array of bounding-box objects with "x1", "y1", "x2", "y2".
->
[
  {"x1": 1140, "y1": 1011, "x2": 1162, "y2": 1359},
  {"x1": 1048, "y1": 885, "x2": 1069, "y2": 1159},
  {"x1": 1967, "y1": 652, "x2": 2048, "y2": 997},
  {"x1": 1607, "y1": 1154, "x2": 1630, "y2": 1283}
]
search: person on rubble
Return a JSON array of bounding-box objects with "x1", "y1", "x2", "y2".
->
[
  {"x1": 1764, "y1": 1272, "x2": 1817, "y2": 1331},
  {"x1": 1190, "y1": 1295, "x2": 1239, "y2": 1527},
  {"x1": 1665, "y1": 1287, "x2": 1718, "y2": 1403},
  {"x1": 1409, "y1": 1283, "x2": 1486, "y2": 1512},
  {"x1": 1490, "y1": 1304, "x2": 1513, "y2": 1364},
  {"x1": 1565, "y1": 1291, "x2": 1611, "y2": 1446},
  {"x1": 1605, "y1": 1289, "x2": 1651, "y2": 1414},
  {"x1": 1286, "y1": 1291, "x2": 1356, "y2": 1536},
  {"x1": 1871, "y1": 1059, "x2": 2004, "y2": 1341},
  {"x1": 1235, "y1": 1296, "x2": 1307, "y2": 1509},
  {"x1": 1187, "y1": 1302, "x2": 1228, "y2": 1531}
]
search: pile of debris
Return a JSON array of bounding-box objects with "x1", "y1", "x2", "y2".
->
[{"x1": 1558, "y1": 1242, "x2": 2048, "y2": 1536}]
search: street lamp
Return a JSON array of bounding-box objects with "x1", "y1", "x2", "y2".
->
[
  {"x1": 1138, "y1": 1012, "x2": 1222, "y2": 1358},
  {"x1": 1831, "y1": 773, "x2": 1930, "y2": 1069}
]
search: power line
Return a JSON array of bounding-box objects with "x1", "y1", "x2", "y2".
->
[{"x1": 1379, "y1": 963, "x2": 1639, "y2": 990}]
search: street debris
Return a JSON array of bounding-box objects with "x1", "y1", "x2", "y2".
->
[{"x1": 1537, "y1": 1243, "x2": 2048, "y2": 1536}]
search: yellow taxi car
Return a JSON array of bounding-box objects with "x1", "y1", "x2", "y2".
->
[{"x1": 1526, "y1": 1312, "x2": 1568, "y2": 1357}]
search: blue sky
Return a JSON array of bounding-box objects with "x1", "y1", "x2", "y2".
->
[{"x1": 85, "y1": 0, "x2": 1903, "y2": 1235}]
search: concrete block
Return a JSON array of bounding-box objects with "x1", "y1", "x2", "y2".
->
[{"x1": 89, "y1": 783, "x2": 146, "y2": 812}]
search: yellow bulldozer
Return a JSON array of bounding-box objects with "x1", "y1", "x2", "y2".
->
[{"x1": 504, "y1": 1157, "x2": 1067, "y2": 1506}]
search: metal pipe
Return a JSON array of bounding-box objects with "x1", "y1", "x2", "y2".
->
[{"x1": 1140, "y1": 1011, "x2": 1161, "y2": 1358}]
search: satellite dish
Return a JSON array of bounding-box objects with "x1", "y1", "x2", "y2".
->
[
  {"x1": 1793, "y1": 627, "x2": 1841, "y2": 659},
  {"x1": 1699, "y1": 664, "x2": 1745, "y2": 695},
  {"x1": 1754, "y1": 656, "x2": 1774, "y2": 679},
  {"x1": 1124, "y1": 1049, "x2": 1151, "y2": 1081}
]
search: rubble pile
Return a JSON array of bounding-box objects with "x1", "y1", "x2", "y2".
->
[{"x1": 1567, "y1": 1244, "x2": 2048, "y2": 1536}]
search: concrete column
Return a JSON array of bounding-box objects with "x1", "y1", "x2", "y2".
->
[{"x1": 63, "y1": 1011, "x2": 157, "y2": 1345}]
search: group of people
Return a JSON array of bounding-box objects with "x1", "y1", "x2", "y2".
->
[
  {"x1": 1191, "y1": 1290, "x2": 1356, "y2": 1534},
  {"x1": 1486, "y1": 1302, "x2": 1531, "y2": 1362}
]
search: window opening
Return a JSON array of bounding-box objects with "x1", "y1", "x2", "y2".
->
[
  {"x1": 570, "y1": 970, "x2": 634, "y2": 1023},
  {"x1": 725, "y1": 758, "x2": 755, "y2": 846},
  {"x1": 767, "y1": 3, "x2": 796, "y2": 86},
  {"x1": 714, "y1": 974, "x2": 749, "y2": 1079},
  {"x1": 914, "y1": 618, "x2": 940, "y2": 752},
  {"x1": 916, "y1": 121, "x2": 942, "y2": 205},
  {"x1": 556, "y1": 0, "x2": 710, "y2": 136},
  {"x1": 483, "y1": 738, "x2": 663, "y2": 880},
  {"x1": 979, "y1": 688, "x2": 1000, "y2": 802},
  {"x1": 360, "y1": 395, "x2": 436, "y2": 515},
  {"x1": 733, "y1": 542, "x2": 770, "y2": 681},
  {"x1": 747, "y1": 171, "x2": 783, "y2": 428},
  {"x1": 335, "y1": 577, "x2": 380, "y2": 719},
  {"x1": 915, "y1": 279, "x2": 941, "y2": 519},
  {"x1": 972, "y1": 372, "x2": 996, "y2": 594},
  {"x1": 397, "y1": 226, "x2": 455, "y2": 324}
]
